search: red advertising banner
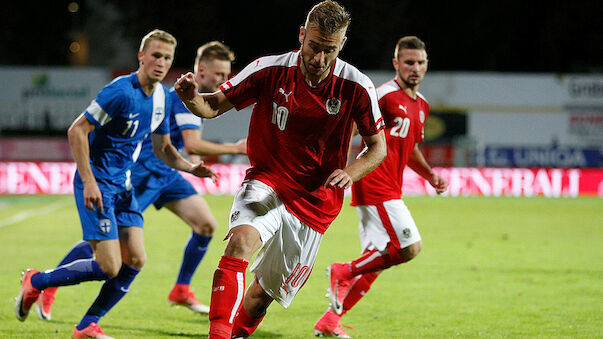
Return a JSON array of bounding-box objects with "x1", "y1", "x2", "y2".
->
[{"x1": 0, "y1": 162, "x2": 601, "y2": 197}]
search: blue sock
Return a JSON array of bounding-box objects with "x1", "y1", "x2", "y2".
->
[
  {"x1": 176, "y1": 233, "x2": 211, "y2": 285},
  {"x1": 31, "y1": 259, "x2": 108, "y2": 290},
  {"x1": 57, "y1": 240, "x2": 94, "y2": 266},
  {"x1": 77, "y1": 264, "x2": 140, "y2": 330}
]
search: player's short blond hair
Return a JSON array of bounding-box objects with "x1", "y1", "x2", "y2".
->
[
  {"x1": 194, "y1": 41, "x2": 235, "y2": 67},
  {"x1": 305, "y1": 0, "x2": 350, "y2": 34},
  {"x1": 139, "y1": 29, "x2": 177, "y2": 52},
  {"x1": 394, "y1": 36, "x2": 426, "y2": 60}
]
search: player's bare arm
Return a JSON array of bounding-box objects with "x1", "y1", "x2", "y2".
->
[
  {"x1": 174, "y1": 72, "x2": 233, "y2": 119},
  {"x1": 325, "y1": 130, "x2": 386, "y2": 188},
  {"x1": 67, "y1": 114, "x2": 103, "y2": 212},
  {"x1": 408, "y1": 144, "x2": 448, "y2": 194},
  {"x1": 181, "y1": 128, "x2": 247, "y2": 156},
  {"x1": 151, "y1": 133, "x2": 217, "y2": 181}
]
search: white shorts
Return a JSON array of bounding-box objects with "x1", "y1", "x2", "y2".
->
[
  {"x1": 355, "y1": 199, "x2": 421, "y2": 253},
  {"x1": 229, "y1": 180, "x2": 323, "y2": 308}
]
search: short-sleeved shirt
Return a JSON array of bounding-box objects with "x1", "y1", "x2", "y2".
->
[
  {"x1": 134, "y1": 88, "x2": 203, "y2": 178},
  {"x1": 220, "y1": 50, "x2": 384, "y2": 233},
  {"x1": 78, "y1": 72, "x2": 170, "y2": 192},
  {"x1": 351, "y1": 79, "x2": 429, "y2": 206}
]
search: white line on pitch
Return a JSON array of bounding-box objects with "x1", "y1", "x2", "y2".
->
[{"x1": 0, "y1": 198, "x2": 72, "y2": 228}]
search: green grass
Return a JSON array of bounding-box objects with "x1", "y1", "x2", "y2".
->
[{"x1": 0, "y1": 195, "x2": 601, "y2": 338}]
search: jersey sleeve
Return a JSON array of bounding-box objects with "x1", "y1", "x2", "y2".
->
[
  {"x1": 354, "y1": 81, "x2": 384, "y2": 137},
  {"x1": 219, "y1": 57, "x2": 267, "y2": 111},
  {"x1": 83, "y1": 82, "x2": 128, "y2": 128},
  {"x1": 419, "y1": 101, "x2": 429, "y2": 142},
  {"x1": 153, "y1": 87, "x2": 171, "y2": 135},
  {"x1": 169, "y1": 89, "x2": 202, "y2": 131}
]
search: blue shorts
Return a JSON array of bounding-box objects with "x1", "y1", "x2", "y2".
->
[
  {"x1": 133, "y1": 169, "x2": 198, "y2": 211},
  {"x1": 74, "y1": 180, "x2": 144, "y2": 241}
]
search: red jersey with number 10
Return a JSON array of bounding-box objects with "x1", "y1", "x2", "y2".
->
[
  {"x1": 351, "y1": 79, "x2": 429, "y2": 206},
  {"x1": 220, "y1": 51, "x2": 384, "y2": 233}
]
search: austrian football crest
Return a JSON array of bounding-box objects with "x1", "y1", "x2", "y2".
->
[
  {"x1": 402, "y1": 227, "x2": 412, "y2": 239},
  {"x1": 326, "y1": 98, "x2": 341, "y2": 115},
  {"x1": 419, "y1": 110, "x2": 425, "y2": 123},
  {"x1": 231, "y1": 210, "x2": 240, "y2": 222}
]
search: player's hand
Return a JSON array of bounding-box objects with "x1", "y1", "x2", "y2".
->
[
  {"x1": 189, "y1": 162, "x2": 218, "y2": 182},
  {"x1": 429, "y1": 174, "x2": 448, "y2": 194},
  {"x1": 234, "y1": 138, "x2": 247, "y2": 155},
  {"x1": 83, "y1": 182, "x2": 103, "y2": 212},
  {"x1": 175, "y1": 72, "x2": 198, "y2": 102},
  {"x1": 324, "y1": 169, "x2": 353, "y2": 189}
]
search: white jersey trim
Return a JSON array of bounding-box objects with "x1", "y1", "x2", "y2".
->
[
  {"x1": 333, "y1": 59, "x2": 384, "y2": 130},
  {"x1": 150, "y1": 84, "x2": 166, "y2": 132},
  {"x1": 85, "y1": 100, "x2": 112, "y2": 126},
  {"x1": 376, "y1": 79, "x2": 400, "y2": 100},
  {"x1": 174, "y1": 113, "x2": 201, "y2": 127},
  {"x1": 221, "y1": 51, "x2": 299, "y2": 91}
]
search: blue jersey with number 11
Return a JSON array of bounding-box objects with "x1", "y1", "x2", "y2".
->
[{"x1": 81, "y1": 72, "x2": 170, "y2": 190}]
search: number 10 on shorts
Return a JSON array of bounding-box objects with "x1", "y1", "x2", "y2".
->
[{"x1": 282, "y1": 263, "x2": 311, "y2": 295}]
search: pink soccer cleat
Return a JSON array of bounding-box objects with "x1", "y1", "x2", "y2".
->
[
  {"x1": 326, "y1": 263, "x2": 353, "y2": 315},
  {"x1": 313, "y1": 309, "x2": 352, "y2": 338},
  {"x1": 168, "y1": 284, "x2": 210, "y2": 314},
  {"x1": 14, "y1": 269, "x2": 41, "y2": 321},
  {"x1": 73, "y1": 322, "x2": 114, "y2": 338},
  {"x1": 35, "y1": 286, "x2": 57, "y2": 320}
]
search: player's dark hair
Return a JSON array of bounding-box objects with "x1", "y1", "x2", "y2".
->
[
  {"x1": 394, "y1": 36, "x2": 426, "y2": 59},
  {"x1": 305, "y1": 0, "x2": 350, "y2": 34},
  {"x1": 139, "y1": 29, "x2": 177, "y2": 52},
  {"x1": 195, "y1": 41, "x2": 235, "y2": 67}
]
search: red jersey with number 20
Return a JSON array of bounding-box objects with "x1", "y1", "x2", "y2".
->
[
  {"x1": 351, "y1": 79, "x2": 429, "y2": 206},
  {"x1": 220, "y1": 51, "x2": 384, "y2": 233}
]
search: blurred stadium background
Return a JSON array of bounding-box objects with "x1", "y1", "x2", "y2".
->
[{"x1": 0, "y1": 0, "x2": 601, "y2": 196}]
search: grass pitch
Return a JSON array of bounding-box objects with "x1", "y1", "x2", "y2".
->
[{"x1": 0, "y1": 195, "x2": 601, "y2": 338}]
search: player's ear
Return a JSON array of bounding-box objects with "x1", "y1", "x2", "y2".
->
[
  {"x1": 138, "y1": 50, "x2": 144, "y2": 65},
  {"x1": 339, "y1": 36, "x2": 347, "y2": 50},
  {"x1": 392, "y1": 58, "x2": 398, "y2": 71},
  {"x1": 298, "y1": 26, "x2": 305, "y2": 45}
]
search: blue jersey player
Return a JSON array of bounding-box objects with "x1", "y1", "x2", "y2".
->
[
  {"x1": 14, "y1": 30, "x2": 216, "y2": 339},
  {"x1": 31, "y1": 42, "x2": 246, "y2": 319}
]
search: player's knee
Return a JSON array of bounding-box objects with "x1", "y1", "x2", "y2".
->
[
  {"x1": 224, "y1": 226, "x2": 261, "y2": 260},
  {"x1": 401, "y1": 241, "x2": 422, "y2": 262},
  {"x1": 125, "y1": 253, "x2": 147, "y2": 270},
  {"x1": 190, "y1": 218, "x2": 217, "y2": 236},
  {"x1": 97, "y1": 260, "x2": 121, "y2": 278}
]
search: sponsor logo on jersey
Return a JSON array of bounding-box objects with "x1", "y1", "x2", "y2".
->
[
  {"x1": 99, "y1": 219, "x2": 112, "y2": 233},
  {"x1": 128, "y1": 113, "x2": 140, "y2": 119},
  {"x1": 399, "y1": 105, "x2": 408, "y2": 114},
  {"x1": 326, "y1": 98, "x2": 341, "y2": 115},
  {"x1": 278, "y1": 88, "x2": 292, "y2": 102},
  {"x1": 230, "y1": 210, "x2": 240, "y2": 222}
]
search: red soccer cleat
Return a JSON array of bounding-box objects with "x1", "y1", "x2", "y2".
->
[
  {"x1": 326, "y1": 263, "x2": 353, "y2": 315},
  {"x1": 35, "y1": 286, "x2": 57, "y2": 320},
  {"x1": 168, "y1": 284, "x2": 210, "y2": 314},
  {"x1": 14, "y1": 269, "x2": 41, "y2": 321},
  {"x1": 313, "y1": 309, "x2": 352, "y2": 338},
  {"x1": 73, "y1": 322, "x2": 114, "y2": 339}
]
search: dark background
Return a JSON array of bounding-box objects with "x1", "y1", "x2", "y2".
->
[{"x1": 2, "y1": 0, "x2": 602, "y2": 73}]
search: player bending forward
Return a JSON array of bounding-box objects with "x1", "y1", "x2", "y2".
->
[
  {"x1": 175, "y1": 1, "x2": 386, "y2": 338},
  {"x1": 313, "y1": 36, "x2": 448, "y2": 338}
]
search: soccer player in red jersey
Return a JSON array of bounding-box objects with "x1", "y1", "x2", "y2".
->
[
  {"x1": 313, "y1": 36, "x2": 449, "y2": 337},
  {"x1": 175, "y1": 1, "x2": 386, "y2": 338}
]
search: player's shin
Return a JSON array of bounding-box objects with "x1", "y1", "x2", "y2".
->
[
  {"x1": 208, "y1": 256, "x2": 248, "y2": 339},
  {"x1": 342, "y1": 272, "x2": 378, "y2": 314}
]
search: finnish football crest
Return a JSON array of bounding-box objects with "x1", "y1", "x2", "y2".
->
[
  {"x1": 326, "y1": 98, "x2": 341, "y2": 115},
  {"x1": 154, "y1": 107, "x2": 164, "y2": 121},
  {"x1": 419, "y1": 110, "x2": 425, "y2": 123},
  {"x1": 99, "y1": 219, "x2": 112, "y2": 233}
]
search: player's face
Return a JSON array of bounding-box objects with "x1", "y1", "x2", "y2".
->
[
  {"x1": 299, "y1": 22, "x2": 347, "y2": 84},
  {"x1": 194, "y1": 59, "x2": 231, "y2": 92},
  {"x1": 138, "y1": 39, "x2": 175, "y2": 84},
  {"x1": 393, "y1": 48, "x2": 428, "y2": 89}
]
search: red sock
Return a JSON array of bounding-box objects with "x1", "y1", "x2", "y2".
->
[
  {"x1": 208, "y1": 256, "x2": 248, "y2": 339},
  {"x1": 232, "y1": 306, "x2": 265, "y2": 337},
  {"x1": 349, "y1": 245, "x2": 406, "y2": 276},
  {"x1": 342, "y1": 272, "x2": 378, "y2": 314}
]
